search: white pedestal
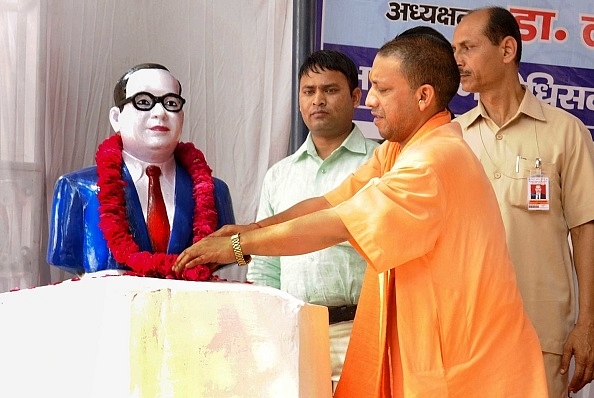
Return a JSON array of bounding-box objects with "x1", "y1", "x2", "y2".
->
[{"x1": 0, "y1": 275, "x2": 331, "y2": 398}]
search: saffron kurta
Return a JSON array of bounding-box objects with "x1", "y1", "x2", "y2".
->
[{"x1": 327, "y1": 111, "x2": 547, "y2": 397}]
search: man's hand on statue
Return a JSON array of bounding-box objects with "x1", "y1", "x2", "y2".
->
[
  {"x1": 173, "y1": 236, "x2": 235, "y2": 275},
  {"x1": 210, "y1": 223, "x2": 260, "y2": 237}
]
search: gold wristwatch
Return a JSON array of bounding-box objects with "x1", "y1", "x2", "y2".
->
[{"x1": 230, "y1": 233, "x2": 251, "y2": 266}]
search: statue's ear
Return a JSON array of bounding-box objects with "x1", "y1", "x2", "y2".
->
[{"x1": 109, "y1": 106, "x2": 121, "y2": 132}]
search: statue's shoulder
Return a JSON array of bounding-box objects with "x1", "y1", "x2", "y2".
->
[
  {"x1": 54, "y1": 165, "x2": 99, "y2": 193},
  {"x1": 59, "y1": 165, "x2": 98, "y2": 180}
]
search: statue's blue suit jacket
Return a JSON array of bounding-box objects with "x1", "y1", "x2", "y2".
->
[{"x1": 47, "y1": 163, "x2": 235, "y2": 274}]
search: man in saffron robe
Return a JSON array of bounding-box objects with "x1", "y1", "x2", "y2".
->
[
  {"x1": 173, "y1": 32, "x2": 548, "y2": 396},
  {"x1": 47, "y1": 63, "x2": 234, "y2": 278}
]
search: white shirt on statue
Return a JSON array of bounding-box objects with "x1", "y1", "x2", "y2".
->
[{"x1": 122, "y1": 150, "x2": 176, "y2": 228}]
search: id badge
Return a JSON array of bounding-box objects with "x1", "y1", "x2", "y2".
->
[{"x1": 527, "y1": 158, "x2": 549, "y2": 211}]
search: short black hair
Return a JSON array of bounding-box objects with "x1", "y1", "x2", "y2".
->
[
  {"x1": 378, "y1": 33, "x2": 460, "y2": 110},
  {"x1": 298, "y1": 50, "x2": 359, "y2": 93},
  {"x1": 113, "y1": 63, "x2": 182, "y2": 109},
  {"x1": 472, "y1": 7, "x2": 522, "y2": 65},
  {"x1": 396, "y1": 26, "x2": 451, "y2": 49}
]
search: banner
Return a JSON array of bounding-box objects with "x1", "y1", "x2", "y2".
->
[{"x1": 318, "y1": 0, "x2": 594, "y2": 139}]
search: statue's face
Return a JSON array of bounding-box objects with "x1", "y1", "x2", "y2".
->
[{"x1": 109, "y1": 68, "x2": 184, "y2": 163}]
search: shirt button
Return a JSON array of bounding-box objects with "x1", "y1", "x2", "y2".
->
[
  {"x1": 494, "y1": 172, "x2": 502, "y2": 179},
  {"x1": 495, "y1": 134, "x2": 503, "y2": 140},
  {"x1": 321, "y1": 169, "x2": 327, "y2": 174}
]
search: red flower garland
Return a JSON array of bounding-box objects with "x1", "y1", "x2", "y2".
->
[{"x1": 96, "y1": 135, "x2": 217, "y2": 281}]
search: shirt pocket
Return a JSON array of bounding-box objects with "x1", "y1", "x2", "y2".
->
[{"x1": 507, "y1": 158, "x2": 558, "y2": 210}]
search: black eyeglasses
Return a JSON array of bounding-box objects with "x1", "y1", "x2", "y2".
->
[{"x1": 117, "y1": 91, "x2": 186, "y2": 112}]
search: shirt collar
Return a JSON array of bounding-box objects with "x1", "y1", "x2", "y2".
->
[
  {"x1": 401, "y1": 109, "x2": 453, "y2": 151},
  {"x1": 516, "y1": 87, "x2": 546, "y2": 122},
  {"x1": 293, "y1": 124, "x2": 368, "y2": 162},
  {"x1": 456, "y1": 86, "x2": 546, "y2": 130},
  {"x1": 122, "y1": 150, "x2": 176, "y2": 186}
]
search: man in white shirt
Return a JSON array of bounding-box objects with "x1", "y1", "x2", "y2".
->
[{"x1": 246, "y1": 50, "x2": 379, "y2": 391}]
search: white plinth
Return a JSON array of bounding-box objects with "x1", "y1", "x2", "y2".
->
[{"x1": 0, "y1": 275, "x2": 331, "y2": 398}]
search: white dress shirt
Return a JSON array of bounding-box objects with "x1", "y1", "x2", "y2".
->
[{"x1": 122, "y1": 150, "x2": 176, "y2": 229}]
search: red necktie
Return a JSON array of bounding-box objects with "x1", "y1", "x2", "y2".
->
[{"x1": 146, "y1": 165, "x2": 170, "y2": 253}]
